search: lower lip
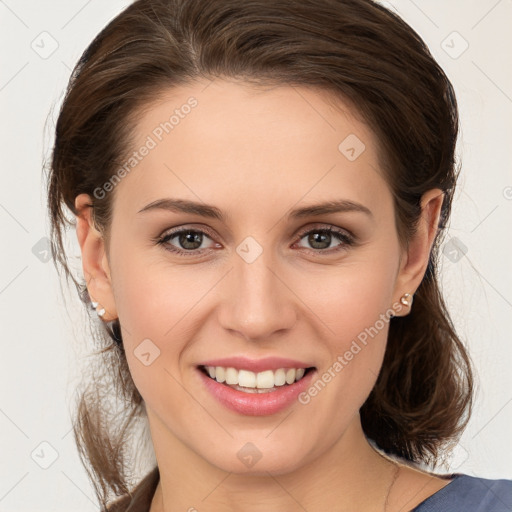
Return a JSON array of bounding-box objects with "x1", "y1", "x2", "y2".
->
[{"x1": 197, "y1": 367, "x2": 317, "y2": 416}]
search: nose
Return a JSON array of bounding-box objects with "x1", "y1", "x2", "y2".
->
[{"x1": 217, "y1": 248, "x2": 298, "y2": 342}]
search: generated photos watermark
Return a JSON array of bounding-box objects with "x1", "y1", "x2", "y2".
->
[
  {"x1": 298, "y1": 300, "x2": 404, "y2": 405},
  {"x1": 93, "y1": 96, "x2": 198, "y2": 200}
]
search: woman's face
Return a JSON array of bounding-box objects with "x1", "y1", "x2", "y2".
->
[{"x1": 79, "y1": 79, "x2": 431, "y2": 475}]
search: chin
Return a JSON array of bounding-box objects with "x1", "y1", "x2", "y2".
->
[{"x1": 200, "y1": 437, "x2": 312, "y2": 476}]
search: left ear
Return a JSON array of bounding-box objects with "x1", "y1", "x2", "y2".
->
[{"x1": 392, "y1": 188, "x2": 444, "y2": 315}]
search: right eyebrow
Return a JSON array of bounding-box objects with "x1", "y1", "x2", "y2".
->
[{"x1": 137, "y1": 198, "x2": 226, "y2": 221}]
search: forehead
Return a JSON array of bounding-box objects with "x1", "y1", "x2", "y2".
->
[{"x1": 112, "y1": 79, "x2": 390, "y2": 219}]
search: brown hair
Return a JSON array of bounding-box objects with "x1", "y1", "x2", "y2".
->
[{"x1": 45, "y1": 0, "x2": 473, "y2": 507}]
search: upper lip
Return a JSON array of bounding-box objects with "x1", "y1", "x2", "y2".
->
[{"x1": 197, "y1": 356, "x2": 315, "y2": 373}]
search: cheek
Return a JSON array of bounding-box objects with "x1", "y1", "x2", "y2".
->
[
  {"x1": 294, "y1": 246, "x2": 398, "y2": 405},
  {"x1": 298, "y1": 251, "x2": 398, "y2": 347},
  {"x1": 111, "y1": 238, "x2": 205, "y2": 347},
  {"x1": 108, "y1": 248, "x2": 199, "y2": 401}
]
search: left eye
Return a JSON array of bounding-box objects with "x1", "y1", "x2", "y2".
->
[
  {"x1": 295, "y1": 227, "x2": 354, "y2": 252},
  {"x1": 155, "y1": 226, "x2": 354, "y2": 256}
]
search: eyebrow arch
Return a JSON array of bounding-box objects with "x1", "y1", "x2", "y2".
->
[
  {"x1": 287, "y1": 199, "x2": 373, "y2": 219},
  {"x1": 137, "y1": 198, "x2": 373, "y2": 221},
  {"x1": 137, "y1": 198, "x2": 225, "y2": 220}
]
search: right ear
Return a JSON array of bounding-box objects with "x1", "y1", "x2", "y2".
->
[{"x1": 74, "y1": 194, "x2": 117, "y2": 321}]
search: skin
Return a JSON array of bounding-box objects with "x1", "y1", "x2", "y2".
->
[{"x1": 75, "y1": 79, "x2": 453, "y2": 511}]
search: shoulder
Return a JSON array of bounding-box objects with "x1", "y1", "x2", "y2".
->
[
  {"x1": 106, "y1": 466, "x2": 160, "y2": 512},
  {"x1": 413, "y1": 473, "x2": 512, "y2": 512}
]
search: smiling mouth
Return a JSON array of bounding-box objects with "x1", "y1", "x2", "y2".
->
[{"x1": 198, "y1": 365, "x2": 316, "y2": 393}]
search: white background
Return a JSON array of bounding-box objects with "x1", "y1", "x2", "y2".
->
[{"x1": 0, "y1": 0, "x2": 511, "y2": 510}]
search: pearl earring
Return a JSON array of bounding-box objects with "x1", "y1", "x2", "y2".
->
[
  {"x1": 90, "y1": 299, "x2": 106, "y2": 317},
  {"x1": 400, "y1": 293, "x2": 413, "y2": 307}
]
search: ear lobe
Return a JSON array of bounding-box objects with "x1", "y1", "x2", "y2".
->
[
  {"x1": 75, "y1": 194, "x2": 117, "y2": 321},
  {"x1": 392, "y1": 188, "x2": 444, "y2": 315}
]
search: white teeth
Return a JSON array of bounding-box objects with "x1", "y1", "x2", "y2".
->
[
  {"x1": 203, "y1": 365, "x2": 310, "y2": 389},
  {"x1": 256, "y1": 370, "x2": 274, "y2": 389},
  {"x1": 239, "y1": 369, "x2": 257, "y2": 388},
  {"x1": 274, "y1": 368, "x2": 286, "y2": 386},
  {"x1": 215, "y1": 366, "x2": 226, "y2": 382},
  {"x1": 225, "y1": 367, "x2": 238, "y2": 385},
  {"x1": 285, "y1": 368, "x2": 296, "y2": 384}
]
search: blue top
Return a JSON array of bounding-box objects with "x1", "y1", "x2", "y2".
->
[
  {"x1": 107, "y1": 467, "x2": 512, "y2": 511},
  {"x1": 412, "y1": 473, "x2": 512, "y2": 511}
]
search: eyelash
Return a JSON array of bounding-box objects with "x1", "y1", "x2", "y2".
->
[{"x1": 152, "y1": 224, "x2": 356, "y2": 257}]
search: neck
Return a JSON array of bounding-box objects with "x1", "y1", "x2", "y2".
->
[{"x1": 149, "y1": 413, "x2": 399, "y2": 512}]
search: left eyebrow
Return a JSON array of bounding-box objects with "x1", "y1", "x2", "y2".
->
[
  {"x1": 136, "y1": 198, "x2": 373, "y2": 221},
  {"x1": 287, "y1": 199, "x2": 373, "y2": 219}
]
